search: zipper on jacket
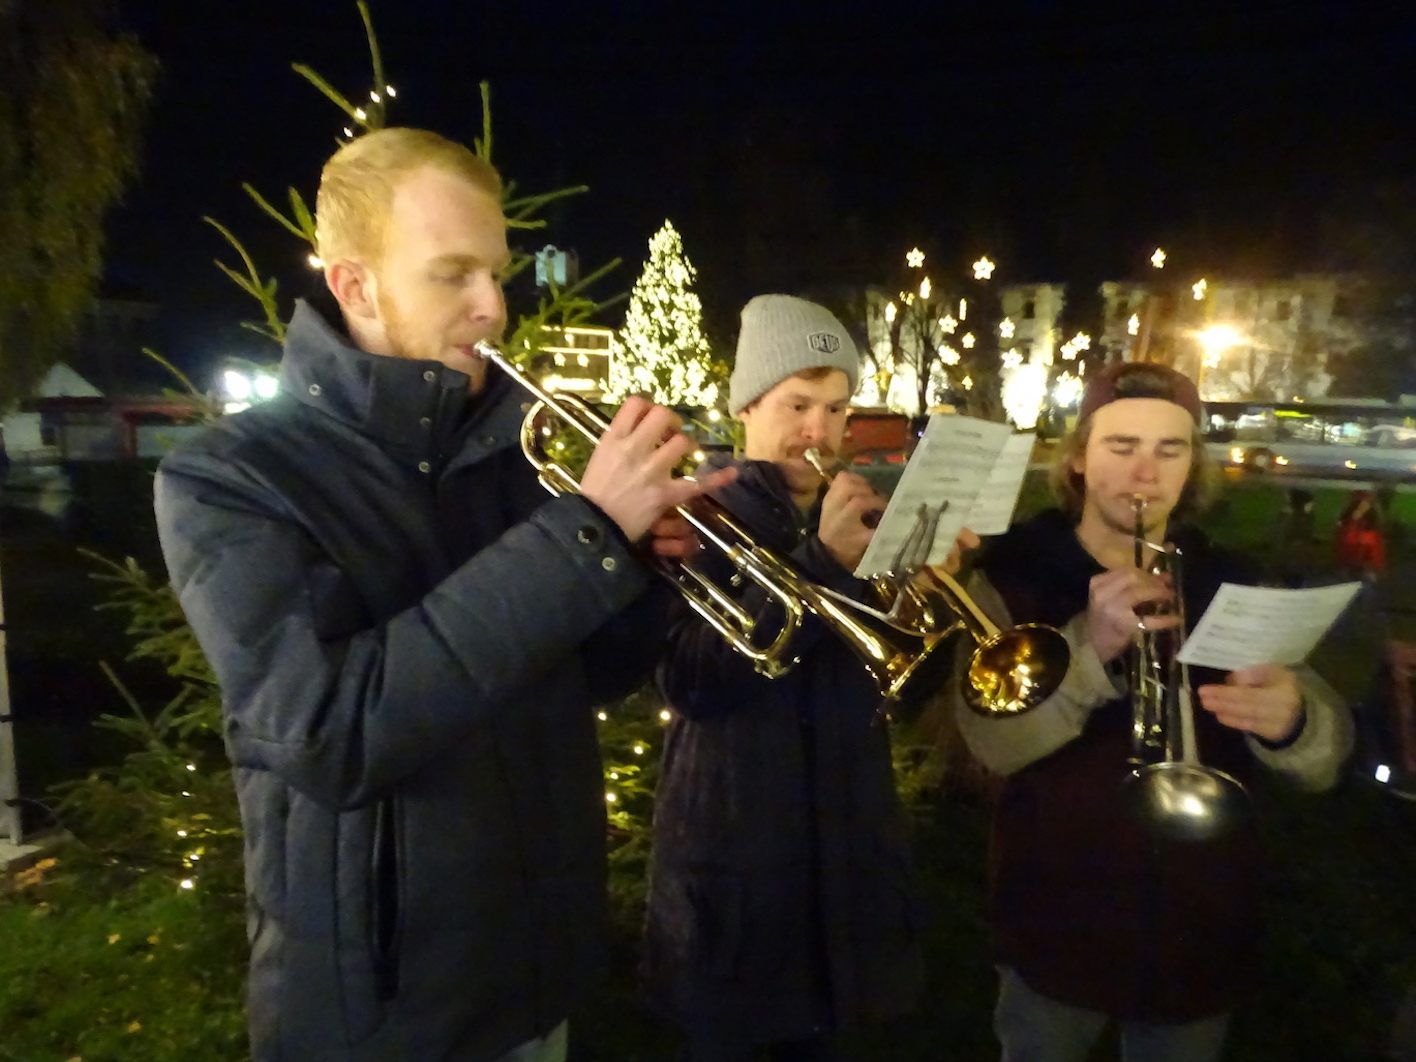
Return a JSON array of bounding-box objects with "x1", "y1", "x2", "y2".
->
[{"x1": 371, "y1": 796, "x2": 401, "y2": 1000}]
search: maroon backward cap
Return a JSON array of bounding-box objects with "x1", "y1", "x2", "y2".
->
[{"x1": 1077, "y1": 361, "x2": 1203, "y2": 425}]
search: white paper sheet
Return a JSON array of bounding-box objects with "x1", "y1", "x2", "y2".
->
[
  {"x1": 854, "y1": 414, "x2": 1026, "y2": 577},
  {"x1": 1176, "y1": 581, "x2": 1362, "y2": 671}
]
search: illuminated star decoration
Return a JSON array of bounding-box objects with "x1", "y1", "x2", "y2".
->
[
  {"x1": 906, "y1": 247, "x2": 926, "y2": 268},
  {"x1": 1151, "y1": 247, "x2": 1167, "y2": 269},
  {"x1": 939, "y1": 314, "x2": 958, "y2": 334},
  {"x1": 999, "y1": 317, "x2": 1016, "y2": 340},
  {"x1": 961, "y1": 332, "x2": 977, "y2": 349},
  {"x1": 972, "y1": 256, "x2": 996, "y2": 280}
]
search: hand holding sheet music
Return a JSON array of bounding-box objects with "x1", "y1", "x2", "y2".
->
[
  {"x1": 853, "y1": 414, "x2": 1034, "y2": 578},
  {"x1": 1176, "y1": 582, "x2": 1362, "y2": 671}
]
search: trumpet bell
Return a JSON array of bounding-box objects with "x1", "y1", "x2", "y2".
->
[
  {"x1": 963, "y1": 623, "x2": 1073, "y2": 717},
  {"x1": 1122, "y1": 761, "x2": 1251, "y2": 843}
]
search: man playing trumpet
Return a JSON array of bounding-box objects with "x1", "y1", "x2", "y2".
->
[
  {"x1": 155, "y1": 127, "x2": 732, "y2": 1062},
  {"x1": 642, "y1": 295, "x2": 977, "y2": 1060},
  {"x1": 949, "y1": 362, "x2": 1353, "y2": 1061}
]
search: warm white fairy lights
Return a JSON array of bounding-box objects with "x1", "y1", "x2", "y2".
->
[{"x1": 606, "y1": 220, "x2": 720, "y2": 408}]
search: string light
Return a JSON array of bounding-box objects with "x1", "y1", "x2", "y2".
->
[
  {"x1": 1193, "y1": 278, "x2": 1208, "y2": 300},
  {"x1": 918, "y1": 277, "x2": 932, "y2": 300},
  {"x1": 659, "y1": 709, "x2": 672, "y2": 722},
  {"x1": 596, "y1": 711, "x2": 608, "y2": 722},
  {"x1": 939, "y1": 345, "x2": 961, "y2": 366},
  {"x1": 632, "y1": 743, "x2": 646, "y2": 756},
  {"x1": 179, "y1": 879, "x2": 195, "y2": 891},
  {"x1": 1127, "y1": 313, "x2": 1141, "y2": 336},
  {"x1": 307, "y1": 253, "x2": 324, "y2": 269},
  {"x1": 385, "y1": 85, "x2": 397, "y2": 97},
  {"x1": 370, "y1": 90, "x2": 382, "y2": 103},
  {"x1": 884, "y1": 302, "x2": 898, "y2": 324},
  {"x1": 1151, "y1": 247, "x2": 1167, "y2": 269},
  {"x1": 958, "y1": 298, "x2": 968, "y2": 320},
  {"x1": 605, "y1": 792, "x2": 618, "y2": 804},
  {"x1": 354, "y1": 108, "x2": 367, "y2": 121}
]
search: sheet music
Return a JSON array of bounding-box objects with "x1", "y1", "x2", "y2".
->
[
  {"x1": 1176, "y1": 582, "x2": 1362, "y2": 671},
  {"x1": 854, "y1": 414, "x2": 1013, "y2": 577},
  {"x1": 967, "y1": 432, "x2": 1036, "y2": 535}
]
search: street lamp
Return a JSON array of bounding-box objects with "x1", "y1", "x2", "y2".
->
[{"x1": 1193, "y1": 323, "x2": 1244, "y2": 398}]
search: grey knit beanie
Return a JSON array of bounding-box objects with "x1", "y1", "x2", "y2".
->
[{"x1": 728, "y1": 295, "x2": 859, "y2": 414}]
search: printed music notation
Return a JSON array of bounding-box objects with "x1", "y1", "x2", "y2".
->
[
  {"x1": 854, "y1": 415, "x2": 1034, "y2": 578},
  {"x1": 1176, "y1": 582, "x2": 1362, "y2": 671}
]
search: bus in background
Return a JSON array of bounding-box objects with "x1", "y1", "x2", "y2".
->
[{"x1": 1205, "y1": 398, "x2": 1416, "y2": 481}]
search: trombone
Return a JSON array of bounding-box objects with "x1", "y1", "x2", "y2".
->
[
  {"x1": 1122, "y1": 495, "x2": 1250, "y2": 841},
  {"x1": 803, "y1": 449, "x2": 1071, "y2": 718},
  {"x1": 474, "y1": 341, "x2": 1052, "y2": 713}
]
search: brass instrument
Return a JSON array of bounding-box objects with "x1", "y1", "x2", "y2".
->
[
  {"x1": 1122, "y1": 495, "x2": 1250, "y2": 842},
  {"x1": 474, "y1": 342, "x2": 955, "y2": 707},
  {"x1": 802, "y1": 449, "x2": 1071, "y2": 717}
]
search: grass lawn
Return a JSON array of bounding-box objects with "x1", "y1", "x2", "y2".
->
[{"x1": 2, "y1": 472, "x2": 1414, "y2": 1060}]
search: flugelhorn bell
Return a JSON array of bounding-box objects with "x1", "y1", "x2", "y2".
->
[{"x1": 802, "y1": 447, "x2": 1071, "y2": 717}]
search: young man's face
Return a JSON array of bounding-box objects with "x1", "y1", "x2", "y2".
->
[
  {"x1": 1074, "y1": 397, "x2": 1195, "y2": 538},
  {"x1": 739, "y1": 369, "x2": 852, "y2": 498},
  {"x1": 352, "y1": 166, "x2": 511, "y2": 389}
]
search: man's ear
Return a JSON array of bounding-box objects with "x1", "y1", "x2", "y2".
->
[{"x1": 325, "y1": 259, "x2": 378, "y2": 321}]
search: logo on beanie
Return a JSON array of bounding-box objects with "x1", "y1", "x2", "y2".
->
[{"x1": 808, "y1": 332, "x2": 842, "y2": 355}]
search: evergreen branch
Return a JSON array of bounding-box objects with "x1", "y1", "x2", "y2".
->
[
  {"x1": 204, "y1": 216, "x2": 286, "y2": 341},
  {"x1": 507, "y1": 217, "x2": 549, "y2": 231},
  {"x1": 291, "y1": 63, "x2": 362, "y2": 124},
  {"x1": 357, "y1": 1, "x2": 386, "y2": 129},
  {"x1": 288, "y1": 187, "x2": 317, "y2": 244},
  {"x1": 141, "y1": 348, "x2": 202, "y2": 399},
  {"x1": 475, "y1": 81, "x2": 493, "y2": 162},
  {"x1": 504, "y1": 185, "x2": 590, "y2": 218},
  {"x1": 98, "y1": 659, "x2": 150, "y2": 732},
  {"x1": 241, "y1": 183, "x2": 311, "y2": 242}
]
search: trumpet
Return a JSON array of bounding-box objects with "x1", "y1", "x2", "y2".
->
[
  {"x1": 1121, "y1": 495, "x2": 1250, "y2": 841},
  {"x1": 802, "y1": 449, "x2": 1072, "y2": 718},
  {"x1": 474, "y1": 341, "x2": 1050, "y2": 713}
]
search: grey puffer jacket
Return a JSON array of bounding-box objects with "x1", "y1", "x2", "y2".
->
[
  {"x1": 641, "y1": 454, "x2": 924, "y2": 1045},
  {"x1": 155, "y1": 299, "x2": 667, "y2": 1061}
]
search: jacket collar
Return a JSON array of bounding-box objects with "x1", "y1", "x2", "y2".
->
[{"x1": 278, "y1": 297, "x2": 521, "y2": 455}]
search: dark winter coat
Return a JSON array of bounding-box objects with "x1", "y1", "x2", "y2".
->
[
  {"x1": 641, "y1": 454, "x2": 924, "y2": 1044},
  {"x1": 155, "y1": 298, "x2": 666, "y2": 1061}
]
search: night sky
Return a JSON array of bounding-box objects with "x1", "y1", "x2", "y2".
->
[{"x1": 105, "y1": 1, "x2": 1416, "y2": 379}]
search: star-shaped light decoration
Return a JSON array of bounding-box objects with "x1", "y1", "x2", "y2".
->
[
  {"x1": 939, "y1": 314, "x2": 958, "y2": 334},
  {"x1": 1071, "y1": 331, "x2": 1092, "y2": 351},
  {"x1": 1192, "y1": 278, "x2": 1208, "y2": 300},
  {"x1": 939, "y1": 345, "x2": 961, "y2": 366},
  {"x1": 972, "y1": 256, "x2": 996, "y2": 281},
  {"x1": 1127, "y1": 313, "x2": 1141, "y2": 336},
  {"x1": 1001, "y1": 348, "x2": 1023, "y2": 370},
  {"x1": 961, "y1": 332, "x2": 977, "y2": 349},
  {"x1": 906, "y1": 247, "x2": 926, "y2": 269},
  {"x1": 999, "y1": 317, "x2": 1016, "y2": 339},
  {"x1": 1150, "y1": 247, "x2": 1167, "y2": 269}
]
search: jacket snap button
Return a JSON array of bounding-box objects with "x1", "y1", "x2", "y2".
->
[
  {"x1": 601, "y1": 556, "x2": 617, "y2": 572},
  {"x1": 307, "y1": 383, "x2": 321, "y2": 397},
  {"x1": 423, "y1": 370, "x2": 436, "y2": 383},
  {"x1": 417, "y1": 460, "x2": 432, "y2": 474}
]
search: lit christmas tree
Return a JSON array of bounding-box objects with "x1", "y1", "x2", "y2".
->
[{"x1": 606, "y1": 220, "x2": 722, "y2": 407}]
